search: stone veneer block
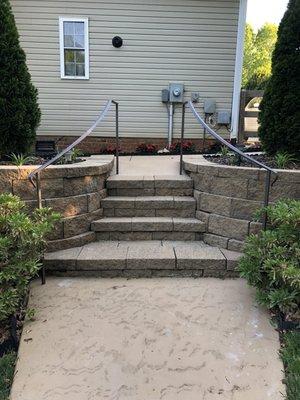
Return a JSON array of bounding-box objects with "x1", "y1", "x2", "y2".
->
[
  {"x1": 63, "y1": 175, "x2": 103, "y2": 196},
  {"x1": 154, "y1": 175, "x2": 193, "y2": 189},
  {"x1": 44, "y1": 247, "x2": 82, "y2": 270},
  {"x1": 46, "y1": 232, "x2": 95, "y2": 252},
  {"x1": 155, "y1": 188, "x2": 194, "y2": 196},
  {"x1": 230, "y1": 198, "x2": 262, "y2": 220},
  {"x1": 135, "y1": 196, "x2": 174, "y2": 209},
  {"x1": 173, "y1": 196, "x2": 196, "y2": 209},
  {"x1": 155, "y1": 209, "x2": 195, "y2": 218},
  {"x1": 102, "y1": 197, "x2": 135, "y2": 209},
  {"x1": 92, "y1": 217, "x2": 132, "y2": 232},
  {"x1": 131, "y1": 217, "x2": 173, "y2": 231},
  {"x1": 203, "y1": 233, "x2": 229, "y2": 249},
  {"x1": 173, "y1": 218, "x2": 205, "y2": 232},
  {"x1": 152, "y1": 232, "x2": 196, "y2": 240},
  {"x1": 208, "y1": 214, "x2": 249, "y2": 241},
  {"x1": 199, "y1": 192, "x2": 232, "y2": 216},
  {"x1": 45, "y1": 194, "x2": 88, "y2": 217},
  {"x1": 63, "y1": 209, "x2": 103, "y2": 238},
  {"x1": 220, "y1": 249, "x2": 243, "y2": 271},
  {"x1": 208, "y1": 176, "x2": 248, "y2": 199},
  {"x1": 87, "y1": 192, "x2": 101, "y2": 212},
  {"x1": 227, "y1": 239, "x2": 245, "y2": 252},
  {"x1": 174, "y1": 243, "x2": 226, "y2": 270},
  {"x1": 76, "y1": 242, "x2": 128, "y2": 270},
  {"x1": 13, "y1": 178, "x2": 64, "y2": 200},
  {"x1": 195, "y1": 211, "x2": 210, "y2": 229},
  {"x1": 107, "y1": 176, "x2": 144, "y2": 189},
  {"x1": 249, "y1": 221, "x2": 263, "y2": 235},
  {"x1": 126, "y1": 242, "x2": 175, "y2": 269}
]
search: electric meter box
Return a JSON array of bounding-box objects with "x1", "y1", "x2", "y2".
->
[
  {"x1": 217, "y1": 110, "x2": 231, "y2": 125},
  {"x1": 204, "y1": 99, "x2": 216, "y2": 115},
  {"x1": 169, "y1": 82, "x2": 184, "y2": 103}
]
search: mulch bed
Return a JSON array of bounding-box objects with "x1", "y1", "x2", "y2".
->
[{"x1": 205, "y1": 153, "x2": 300, "y2": 170}]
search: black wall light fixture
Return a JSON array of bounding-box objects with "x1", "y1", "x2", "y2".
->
[{"x1": 112, "y1": 36, "x2": 123, "y2": 48}]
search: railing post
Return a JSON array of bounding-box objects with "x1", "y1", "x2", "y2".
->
[
  {"x1": 262, "y1": 170, "x2": 271, "y2": 230},
  {"x1": 36, "y1": 172, "x2": 42, "y2": 209},
  {"x1": 36, "y1": 172, "x2": 46, "y2": 285},
  {"x1": 180, "y1": 102, "x2": 186, "y2": 175},
  {"x1": 115, "y1": 102, "x2": 119, "y2": 175}
]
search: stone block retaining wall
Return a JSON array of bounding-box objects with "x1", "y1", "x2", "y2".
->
[
  {"x1": 184, "y1": 156, "x2": 300, "y2": 251},
  {"x1": 0, "y1": 155, "x2": 114, "y2": 251}
]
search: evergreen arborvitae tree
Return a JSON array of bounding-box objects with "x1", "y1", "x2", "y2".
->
[
  {"x1": 258, "y1": 0, "x2": 300, "y2": 156},
  {"x1": 0, "y1": 0, "x2": 41, "y2": 157}
]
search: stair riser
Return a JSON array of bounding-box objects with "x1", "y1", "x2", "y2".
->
[
  {"x1": 108, "y1": 188, "x2": 194, "y2": 197},
  {"x1": 103, "y1": 208, "x2": 195, "y2": 218},
  {"x1": 95, "y1": 232, "x2": 202, "y2": 241}
]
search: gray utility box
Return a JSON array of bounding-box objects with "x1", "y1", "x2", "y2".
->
[
  {"x1": 204, "y1": 99, "x2": 216, "y2": 115},
  {"x1": 169, "y1": 82, "x2": 184, "y2": 103},
  {"x1": 217, "y1": 110, "x2": 231, "y2": 125}
]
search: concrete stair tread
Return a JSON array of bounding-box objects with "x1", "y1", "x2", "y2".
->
[
  {"x1": 92, "y1": 217, "x2": 204, "y2": 232},
  {"x1": 101, "y1": 196, "x2": 196, "y2": 208},
  {"x1": 44, "y1": 241, "x2": 242, "y2": 273}
]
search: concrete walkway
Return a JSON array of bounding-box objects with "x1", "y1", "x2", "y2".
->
[{"x1": 11, "y1": 277, "x2": 284, "y2": 400}]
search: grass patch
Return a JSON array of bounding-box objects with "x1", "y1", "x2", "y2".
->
[
  {"x1": 280, "y1": 332, "x2": 300, "y2": 400},
  {"x1": 0, "y1": 352, "x2": 17, "y2": 400}
]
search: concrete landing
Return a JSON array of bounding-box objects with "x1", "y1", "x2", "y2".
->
[
  {"x1": 116, "y1": 155, "x2": 181, "y2": 175},
  {"x1": 11, "y1": 278, "x2": 284, "y2": 400}
]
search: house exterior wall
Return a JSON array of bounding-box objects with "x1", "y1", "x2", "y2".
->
[{"x1": 11, "y1": 0, "x2": 240, "y2": 141}]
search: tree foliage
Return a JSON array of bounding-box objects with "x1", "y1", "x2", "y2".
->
[
  {"x1": 242, "y1": 23, "x2": 278, "y2": 89},
  {"x1": 0, "y1": 0, "x2": 41, "y2": 157},
  {"x1": 258, "y1": 0, "x2": 300, "y2": 156}
]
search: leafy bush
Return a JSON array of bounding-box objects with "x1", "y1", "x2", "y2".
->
[
  {"x1": 136, "y1": 143, "x2": 158, "y2": 154},
  {"x1": 280, "y1": 332, "x2": 300, "y2": 400},
  {"x1": 169, "y1": 141, "x2": 196, "y2": 154},
  {"x1": 258, "y1": 0, "x2": 300, "y2": 156},
  {"x1": 239, "y1": 199, "x2": 300, "y2": 319},
  {"x1": 0, "y1": 194, "x2": 59, "y2": 323},
  {"x1": 0, "y1": 0, "x2": 41, "y2": 157}
]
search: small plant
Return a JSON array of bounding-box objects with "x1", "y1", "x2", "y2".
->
[
  {"x1": 274, "y1": 151, "x2": 296, "y2": 169},
  {"x1": 136, "y1": 143, "x2": 158, "y2": 155},
  {"x1": 9, "y1": 153, "x2": 33, "y2": 166},
  {"x1": 0, "y1": 194, "x2": 60, "y2": 323},
  {"x1": 169, "y1": 141, "x2": 196, "y2": 154},
  {"x1": 70, "y1": 148, "x2": 84, "y2": 162},
  {"x1": 239, "y1": 199, "x2": 300, "y2": 319},
  {"x1": 219, "y1": 146, "x2": 230, "y2": 157}
]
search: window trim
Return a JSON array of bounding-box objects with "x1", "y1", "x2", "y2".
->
[{"x1": 59, "y1": 17, "x2": 89, "y2": 80}]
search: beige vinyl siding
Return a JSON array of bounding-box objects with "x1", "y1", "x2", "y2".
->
[{"x1": 11, "y1": 0, "x2": 239, "y2": 139}]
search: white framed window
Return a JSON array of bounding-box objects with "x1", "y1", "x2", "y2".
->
[{"x1": 59, "y1": 17, "x2": 89, "y2": 79}]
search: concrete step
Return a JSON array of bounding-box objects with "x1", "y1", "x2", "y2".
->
[
  {"x1": 102, "y1": 196, "x2": 196, "y2": 217},
  {"x1": 107, "y1": 175, "x2": 193, "y2": 196},
  {"x1": 91, "y1": 217, "x2": 205, "y2": 241},
  {"x1": 44, "y1": 241, "x2": 242, "y2": 278}
]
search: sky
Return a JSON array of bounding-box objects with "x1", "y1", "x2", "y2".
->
[{"x1": 247, "y1": 0, "x2": 289, "y2": 30}]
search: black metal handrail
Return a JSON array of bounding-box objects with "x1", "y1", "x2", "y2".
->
[
  {"x1": 180, "y1": 101, "x2": 277, "y2": 230},
  {"x1": 28, "y1": 100, "x2": 119, "y2": 284},
  {"x1": 29, "y1": 99, "x2": 119, "y2": 199}
]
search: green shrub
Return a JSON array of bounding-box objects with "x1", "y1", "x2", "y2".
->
[
  {"x1": 239, "y1": 199, "x2": 300, "y2": 318},
  {"x1": 0, "y1": 0, "x2": 41, "y2": 157},
  {"x1": 0, "y1": 194, "x2": 59, "y2": 322},
  {"x1": 0, "y1": 351, "x2": 16, "y2": 400},
  {"x1": 258, "y1": 0, "x2": 300, "y2": 156}
]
